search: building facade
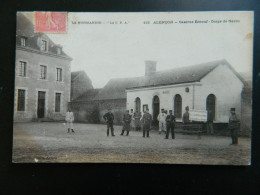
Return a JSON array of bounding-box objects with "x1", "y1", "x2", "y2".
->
[
  {"x1": 126, "y1": 60, "x2": 245, "y2": 124},
  {"x1": 71, "y1": 71, "x2": 93, "y2": 101},
  {"x1": 14, "y1": 13, "x2": 72, "y2": 122}
]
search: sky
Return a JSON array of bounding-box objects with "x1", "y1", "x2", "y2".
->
[{"x1": 24, "y1": 12, "x2": 253, "y2": 88}]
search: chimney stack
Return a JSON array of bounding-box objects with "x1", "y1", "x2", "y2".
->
[{"x1": 145, "y1": 61, "x2": 157, "y2": 76}]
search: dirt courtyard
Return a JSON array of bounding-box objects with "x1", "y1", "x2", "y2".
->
[{"x1": 12, "y1": 122, "x2": 251, "y2": 165}]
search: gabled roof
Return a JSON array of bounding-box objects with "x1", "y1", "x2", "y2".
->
[
  {"x1": 95, "y1": 59, "x2": 244, "y2": 100},
  {"x1": 16, "y1": 13, "x2": 72, "y2": 60},
  {"x1": 73, "y1": 88, "x2": 102, "y2": 102}
]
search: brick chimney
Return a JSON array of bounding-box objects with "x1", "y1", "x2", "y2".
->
[{"x1": 145, "y1": 61, "x2": 157, "y2": 76}]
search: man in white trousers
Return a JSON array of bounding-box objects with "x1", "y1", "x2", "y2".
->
[
  {"x1": 157, "y1": 109, "x2": 167, "y2": 134},
  {"x1": 66, "y1": 108, "x2": 75, "y2": 133}
]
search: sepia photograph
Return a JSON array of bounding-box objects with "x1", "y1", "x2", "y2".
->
[{"x1": 12, "y1": 11, "x2": 253, "y2": 164}]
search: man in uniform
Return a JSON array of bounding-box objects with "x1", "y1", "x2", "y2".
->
[
  {"x1": 228, "y1": 108, "x2": 240, "y2": 145},
  {"x1": 157, "y1": 109, "x2": 167, "y2": 134},
  {"x1": 141, "y1": 109, "x2": 152, "y2": 138},
  {"x1": 165, "y1": 110, "x2": 176, "y2": 139},
  {"x1": 133, "y1": 110, "x2": 142, "y2": 131},
  {"x1": 120, "y1": 110, "x2": 132, "y2": 136},
  {"x1": 103, "y1": 108, "x2": 115, "y2": 136},
  {"x1": 182, "y1": 106, "x2": 190, "y2": 133}
]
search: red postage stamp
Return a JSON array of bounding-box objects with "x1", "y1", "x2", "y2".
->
[{"x1": 35, "y1": 12, "x2": 67, "y2": 33}]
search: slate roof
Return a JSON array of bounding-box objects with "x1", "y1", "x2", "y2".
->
[
  {"x1": 73, "y1": 89, "x2": 102, "y2": 102},
  {"x1": 95, "y1": 59, "x2": 244, "y2": 100},
  {"x1": 16, "y1": 13, "x2": 72, "y2": 60}
]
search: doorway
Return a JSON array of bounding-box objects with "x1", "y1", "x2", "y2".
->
[
  {"x1": 206, "y1": 94, "x2": 216, "y2": 120},
  {"x1": 152, "y1": 95, "x2": 160, "y2": 126},
  {"x1": 37, "y1": 91, "x2": 46, "y2": 118},
  {"x1": 135, "y1": 97, "x2": 141, "y2": 113},
  {"x1": 174, "y1": 94, "x2": 182, "y2": 118}
]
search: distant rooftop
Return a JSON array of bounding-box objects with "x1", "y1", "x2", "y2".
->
[{"x1": 95, "y1": 59, "x2": 245, "y2": 100}]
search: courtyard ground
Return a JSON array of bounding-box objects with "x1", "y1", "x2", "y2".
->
[{"x1": 12, "y1": 122, "x2": 251, "y2": 165}]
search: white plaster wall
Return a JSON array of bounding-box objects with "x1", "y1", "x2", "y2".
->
[
  {"x1": 195, "y1": 64, "x2": 243, "y2": 123},
  {"x1": 126, "y1": 64, "x2": 244, "y2": 123},
  {"x1": 127, "y1": 84, "x2": 194, "y2": 121}
]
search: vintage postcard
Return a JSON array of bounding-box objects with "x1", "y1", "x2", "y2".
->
[{"x1": 13, "y1": 11, "x2": 253, "y2": 164}]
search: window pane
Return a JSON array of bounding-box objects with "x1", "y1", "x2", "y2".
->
[
  {"x1": 42, "y1": 40, "x2": 47, "y2": 51},
  {"x1": 18, "y1": 61, "x2": 26, "y2": 77},
  {"x1": 40, "y1": 65, "x2": 47, "y2": 79},
  {"x1": 17, "y1": 89, "x2": 25, "y2": 111},
  {"x1": 56, "y1": 68, "x2": 62, "y2": 81}
]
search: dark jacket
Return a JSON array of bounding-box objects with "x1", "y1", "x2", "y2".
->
[
  {"x1": 228, "y1": 114, "x2": 240, "y2": 130},
  {"x1": 142, "y1": 113, "x2": 152, "y2": 126},
  {"x1": 166, "y1": 114, "x2": 176, "y2": 127},
  {"x1": 103, "y1": 112, "x2": 114, "y2": 124},
  {"x1": 123, "y1": 113, "x2": 132, "y2": 124}
]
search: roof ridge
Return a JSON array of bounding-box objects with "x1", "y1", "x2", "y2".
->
[{"x1": 155, "y1": 59, "x2": 226, "y2": 74}]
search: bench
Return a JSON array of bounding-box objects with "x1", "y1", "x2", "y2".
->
[{"x1": 175, "y1": 123, "x2": 204, "y2": 139}]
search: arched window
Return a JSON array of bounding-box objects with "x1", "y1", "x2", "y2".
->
[
  {"x1": 206, "y1": 94, "x2": 216, "y2": 120},
  {"x1": 174, "y1": 94, "x2": 182, "y2": 118},
  {"x1": 135, "y1": 97, "x2": 141, "y2": 113}
]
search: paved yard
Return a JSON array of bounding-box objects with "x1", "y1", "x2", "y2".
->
[{"x1": 13, "y1": 122, "x2": 251, "y2": 165}]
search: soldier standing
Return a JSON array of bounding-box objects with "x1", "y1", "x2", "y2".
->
[
  {"x1": 228, "y1": 108, "x2": 240, "y2": 145},
  {"x1": 141, "y1": 109, "x2": 152, "y2": 138},
  {"x1": 134, "y1": 110, "x2": 142, "y2": 131},
  {"x1": 65, "y1": 108, "x2": 75, "y2": 133},
  {"x1": 182, "y1": 106, "x2": 190, "y2": 133},
  {"x1": 165, "y1": 110, "x2": 176, "y2": 139},
  {"x1": 120, "y1": 110, "x2": 132, "y2": 136},
  {"x1": 103, "y1": 108, "x2": 115, "y2": 136},
  {"x1": 157, "y1": 109, "x2": 167, "y2": 134}
]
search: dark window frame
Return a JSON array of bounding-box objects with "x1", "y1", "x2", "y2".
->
[
  {"x1": 55, "y1": 93, "x2": 61, "y2": 112},
  {"x1": 17, "y1": 89, "x2": 25, "y2": 111},
  {"x1": 40, "y1": 65, "x2": 47, "y2": 79},
  {"x1": 56, "y1": 68, "x2": 62, "y2": 81},
  {"x1": 18, "y1": 61, "x2": 26, "y2": 77},
  {"x1": 41, "y1": 40, "x2": 47, "y2": 51}
]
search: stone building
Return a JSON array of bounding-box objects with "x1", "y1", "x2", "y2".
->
[
  {"x1": 71, "y1": 71, "x2": 93, "y2": 101},
  {"x1": 69, "y1": 59, "x2": 250, "y2": 132},
  {"x1": 126, "y1": 60, "x2": 245, "y2": 126},
  {"x1": 70, "y1": 88, "x2": 101, "y2": 123},
  {"x1": 14, "y1": 13, "x2": 72, "y2": 122}
]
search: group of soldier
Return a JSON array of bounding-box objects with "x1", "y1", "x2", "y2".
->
[
  {"x1": 65, "y1": 105, "x2": 241, "y2": 145},
  {"x1": 102, "y1": 106, "x2": 241, "y2": 144},
  {"x1": 103, "y1": 108, "x2": 177, "y2": 139}
]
